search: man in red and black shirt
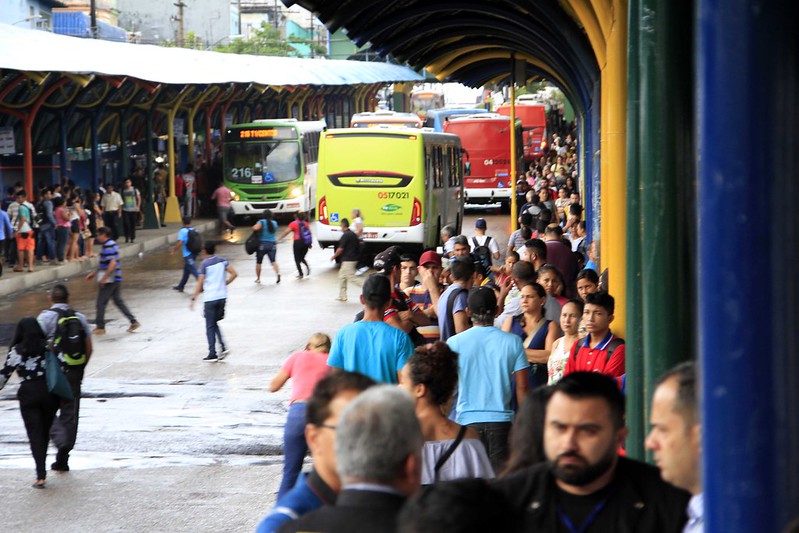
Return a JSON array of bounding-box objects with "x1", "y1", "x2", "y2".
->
[
  {"x1": 564, "y1": 291, "x2": 625, "y2": 378},
  {"x1": 371, "y1": 246, "x2": 429, "y2": 345}
]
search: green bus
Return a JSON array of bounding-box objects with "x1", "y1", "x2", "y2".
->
[
  {"x1": 223, "y1": 119, "x2": 326, "y2": 218},
  {"x1": 315, "y1": 128, "x2": 464, "y2": 251}
]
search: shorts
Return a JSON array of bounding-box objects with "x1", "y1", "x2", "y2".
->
[
  {"x1": 256, "y1": 241, "x2": 276, "y2": 264},
  {"x1": 16, "y1": 232, "x2": 35, "y2": 251},
  {"x1": 70, "y1": 219, "x2": 80, "y2": 234}
]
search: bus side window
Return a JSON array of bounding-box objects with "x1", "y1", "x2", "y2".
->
[
  {"x1": 441, "y1": 146, "x2": 450, "y2": 190},
  {"x1": 425, "y1": 145, "x2": 432, "y2": 190},
  {"x1": 434, "y1": 146, "x2": 443, "y2": 189}
]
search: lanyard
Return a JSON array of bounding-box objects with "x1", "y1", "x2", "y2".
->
[{"x1": 557, "y1": 498, "x2": 608, "y2": 533}]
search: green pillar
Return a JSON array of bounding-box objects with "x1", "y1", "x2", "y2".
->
[
  {"x1": 631, "y1": 0, "x2": 696, "y2": 459},
  {"x1": 142, "y1": 102, "x2": 160, "y2": 229},
  {"x1": 625, "y1": 0, "x2": 645, "y2": 459}
]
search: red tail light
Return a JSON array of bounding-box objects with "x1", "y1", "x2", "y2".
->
[
  {"x1": 410, "y1": 197, "x2": 422, "y2": 226},
  {"x1": 318, "y1": 196, "x2": 328, "y2": 224}
]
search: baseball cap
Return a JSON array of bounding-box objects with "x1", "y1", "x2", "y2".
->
[
  {"x1": 362, "y1": 274, "x2": 392, "y2": 305},
  {"x1": 475, "y1": 218, "x2": 487, "y2": 230},
  {"x1": 467, "y1": 286, "x2": 497, "y2": 316},
  {"x1": 372, "y1": 246, "x2": 402, "y2": 273},
  {"x1": 419, "y1": 250, "x2": 441, "y2": 267}
]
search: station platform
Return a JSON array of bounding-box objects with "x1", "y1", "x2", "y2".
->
[{"x1": 0, "y1": 219, "x2": 220, "y2": 299}]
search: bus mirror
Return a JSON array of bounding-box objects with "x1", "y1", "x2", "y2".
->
[{"x1": 464, "y1": 161, "x2": 471, "y2": 176}]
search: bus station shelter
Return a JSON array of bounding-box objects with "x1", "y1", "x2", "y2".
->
[{"x1": 0, "y1": 23, "x2": 423, "y2": 224}]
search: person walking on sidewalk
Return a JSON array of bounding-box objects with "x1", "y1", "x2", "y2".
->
[
  {"x1": 36, "y1": 284, "x2": 93, "y2": 472},
  {"x1": 252, "y1": 209, "x2": 280, "y2": 284},
  {"x1": 120, "y1": 178, "x2": 141, "y2": 244},
  {"x1": 278, "y1": 211, "x2": 311, "y2": 279},
  {"x1": 86, "y1": 226, "x2": 140, "y2": 335},
  {"x1": 191, "y1": 240, "x2": 237, "y2": 362},
  {"x1": 171, "y1": 216, "x2": 199, "y2": 292},
  {"x1": 210, "y1": 181, "x2": 235, "y2": 234},
  {"x1": 0, "y1": 318, "x2": 60, "y2": 489},
  {"x1": 330, "y1": 218, "x2": 360, "y2": 301}
]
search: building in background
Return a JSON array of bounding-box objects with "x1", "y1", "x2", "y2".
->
[{"x1": 0, "y1": 0, "x2": 67, "y2": 31}]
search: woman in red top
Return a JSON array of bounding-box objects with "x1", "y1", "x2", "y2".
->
[{"x1": 278, "y1": 212, "x2": 311, "y2": 279}]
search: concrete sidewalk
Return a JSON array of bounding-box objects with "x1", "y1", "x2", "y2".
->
[
  {"x1": 0, "y1": 462, "x2": 282, "y2": 532},
  {"x1": 0, "y1": 219, "x2": 219, "y2": 298}
]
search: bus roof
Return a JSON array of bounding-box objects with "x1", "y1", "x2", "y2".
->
[
  {"x1": 323, "y1": 127, "x2": 460, "y2": 144},
  {"x1": 445, "y1": 113, "x2": 511, "y2": 123}
]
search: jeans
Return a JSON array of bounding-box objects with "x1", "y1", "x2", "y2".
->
[
  {"x1": 18, "y1": 378, "x2": 60, "y2": 480},
  {"x1": 278, "y1": 402, "x2": 309, "y2": 500},
  {"x1": 51, "y1": 366, "x2": 84, "y2": 465},
  {"x1": 37, "y1": 226, "x2": 56, "y2": 260},
  {"x1": 468, "y1": 421, "x2": 512, "y2": 472},
  {"x1": 204, "y1": 299, "x2": 226, "y2": 356},
  {"x1": 96, "y1": 281, "x2": 136, "y2": 328},
  {"x1": 103, "y1": 212, "x2": 120, "y2": 240},
  {"x1": 55, "y1": 226, "x2": 70, "y2": 261},
  {"x1": 177, "y1": 254, "x2": 199, "y2": 290},
  {"x1": 122, "y1": 211, "x2": 138, "y2": 242}
]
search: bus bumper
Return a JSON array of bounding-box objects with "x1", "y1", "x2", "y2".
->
[
  {"x1": 464, "y1": 188, "x2": 511, "y2": 203},
  {"x1": 315, "y1": 223, "x2": 425, "y2": 249},
  {"x1": 231, "y1": 197, "x2": 306, "y2": 216}
]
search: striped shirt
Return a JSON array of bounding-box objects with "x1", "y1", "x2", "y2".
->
[{"x1": 99, "y1": 240, "x2": 122, "y2": 282}]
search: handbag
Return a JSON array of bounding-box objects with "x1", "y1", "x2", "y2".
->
[
  {"x1": 45, "y1": 351, "x2": 74, "y2": 401},
  {"x1": 245, "y1": 231, "x2": 259, "y2": 255}
]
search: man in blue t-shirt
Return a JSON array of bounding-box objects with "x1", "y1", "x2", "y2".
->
[
  {"x1": 327, "y1": 275, "x2": 414, "y2": 384},
  {"x1": 170, "y1": 216, "x2": 199, "y2": 293},
  {"x1": 447, "y1": 286, "x2": 529, "y2": 470},
  {"x1": 191, "y1": 240, "x2": 237, "y2": 362},
  {"x1": 86, "y1": 226, "x2": 140, "y2": 335}
]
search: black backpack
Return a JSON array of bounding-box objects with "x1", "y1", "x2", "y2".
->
[
  {"x1": 186, "y1": 227, "x2": 203, "y2": 254},
  {"x1": 471, "y1": 236, "x2": 493, "y2": 272},
  {"x1": 53, "y1": 308, "x2": 88, "y2": 366}
]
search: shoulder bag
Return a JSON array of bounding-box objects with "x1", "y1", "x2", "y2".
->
[{"x1": 45, "y1": 350, "x2": 74, "y2": 401}]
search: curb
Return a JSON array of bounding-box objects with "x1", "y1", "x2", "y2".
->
[{"x1": 0, "y1": 220, "x2": 219, "y2": 298}]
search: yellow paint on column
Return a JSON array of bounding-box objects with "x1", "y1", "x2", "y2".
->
[
  {"x1": 163, "y1": 89, "x2": 192, "y2": 224},
  {"x1": 599, "y1": 0, "x2": 627, "y2": 337}
]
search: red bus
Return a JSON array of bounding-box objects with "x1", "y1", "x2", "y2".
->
[
  {"x1": 443, "y1": 113, "x2": 522, "y2": 206},
  {"x1": 497, "y1": 103, "x2": 547, "y2": 163}
]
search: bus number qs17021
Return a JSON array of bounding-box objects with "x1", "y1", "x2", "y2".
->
[{"x1": 377, "y1": 192, "x2": 409, "y2": 199}]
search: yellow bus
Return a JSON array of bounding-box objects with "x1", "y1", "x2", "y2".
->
[{"x1": 315, "y1": 129, "x2": 464, "y2": 251}]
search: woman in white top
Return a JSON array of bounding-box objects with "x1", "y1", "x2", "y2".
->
[
  {"x1": 350, "y1": 208, "x2": 364, "y2": 238},
  {"x1": 548, "y1": 298, "x2": 584, "y2": 385},
  {"x1": 399, "y1": 342, "x2": 494, "y2": 485}
]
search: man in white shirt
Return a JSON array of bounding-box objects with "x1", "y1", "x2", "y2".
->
[
  {"x1": 190, "y1": 240, "x2": 237, "y2": 362},
  {"x1": 646, "y1": 362, "x2": 703, "y2": 532},
  {"x1": 100, "y1": 184, "x2": 123, "y2": 240},
  {"x1": 470, "y1": 218, "x2": 500, "y2": 263}
]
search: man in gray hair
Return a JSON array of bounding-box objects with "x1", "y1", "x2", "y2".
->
[{"x1": 279, "y1": 385, "x2": 423, "y2": 533}]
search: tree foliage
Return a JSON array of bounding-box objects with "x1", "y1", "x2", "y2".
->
[{"x1": 215, "y1": 21, "x2": 326, "y2": 58}]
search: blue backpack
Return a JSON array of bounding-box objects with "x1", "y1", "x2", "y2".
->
[{"x1": 299, "y1": 221, "x2": 313, "y2": 247}]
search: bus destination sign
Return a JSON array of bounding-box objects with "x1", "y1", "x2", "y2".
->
[{"x1": 226, "y1": 127, "x2": 298, "y2": 141}]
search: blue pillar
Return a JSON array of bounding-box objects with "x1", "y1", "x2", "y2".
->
[{"x1": 697, "y1": 1, "x2": 799, "y2": 531}]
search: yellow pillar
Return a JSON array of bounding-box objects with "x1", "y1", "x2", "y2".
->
[
  {"x1": 186, "y1": 88, "x2": 216, "y2": 167},
  {"x1": 163, "y1": 89, "x2": 193, "y2": 224},
  {"x1": 599, "y1": 0, "x2": 628, "y2": 336},
  {"x1": 509, "y1": 82, "x2": 518, "y2": 232}
]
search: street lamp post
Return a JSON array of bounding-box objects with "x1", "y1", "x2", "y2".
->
[{"x1": 11, "y1": 15, "x2": 43, "y2": 27}]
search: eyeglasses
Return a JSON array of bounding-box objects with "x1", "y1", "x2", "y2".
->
[{"x1": 318, "y1": 423, "x2": 337, "y2": 431}]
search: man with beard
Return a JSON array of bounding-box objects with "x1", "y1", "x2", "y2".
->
[{"x1": 493, "y1": 372, "x2": 690, "y2": 532}]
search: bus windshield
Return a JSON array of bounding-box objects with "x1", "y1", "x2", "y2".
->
[{"x1": 223, "y1": 141, "x2": 300, "y2": 184}]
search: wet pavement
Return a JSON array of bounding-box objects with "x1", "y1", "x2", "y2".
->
[{"x1": 0, "y1": 207, "x2": 510, "y2": 532}]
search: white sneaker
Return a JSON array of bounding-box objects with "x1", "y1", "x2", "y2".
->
[{"x1": 355, "y1": 266, "x2": 369, "y2": 276}]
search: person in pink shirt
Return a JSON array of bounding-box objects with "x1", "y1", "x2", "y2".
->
[
  {"x1": 269, "y1": 333, "x2": 332, "y2": 499},
  {"x1": 210, "y1": 182, "x2": 235, "y2": 234}
]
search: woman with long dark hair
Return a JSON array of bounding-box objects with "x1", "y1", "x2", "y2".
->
[
  {"x1": 278, "y1": 211, "x2": 311, "y2": 279},
  {"x1": 501, "y1": 282, "x2": 560, "y2": 389},
  {"x1": 0, "y1": 318, "x2": 60, "y2": 488},
  {"x1": 252, "y1": 209, "x2": 281, "y2": 284},
  {"x1": 399, "y1": 341, "x2": 494, "y2": 484}
]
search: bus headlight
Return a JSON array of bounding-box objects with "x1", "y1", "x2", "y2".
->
[{"x1": 290, "y1": 187, "x2": 302, "y2": 198}]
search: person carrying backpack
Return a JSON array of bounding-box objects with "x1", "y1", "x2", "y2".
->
[
  {"x1": 170, "y1": 216, "x2": 202, "y2": 293},
  {"x1": 471, "y1": 218, "x2": 500, "y2": 270},
  {"x1": 252, "y1": 209, "x2": 281, "y2": 284},
  {"x1": 279, "y1": 211, "x2": 312, "y2": 279},
  {"x1": 36, "y1": 284, "x2": 93, "y2": 472}
]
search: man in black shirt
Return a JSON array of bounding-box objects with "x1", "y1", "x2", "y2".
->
[
  {"x1": 493, "y1": 372, "x2": 690, "y2": 532},
  {"x1": 331, "y1": 218, "x2": 360, "y2": 301}
]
